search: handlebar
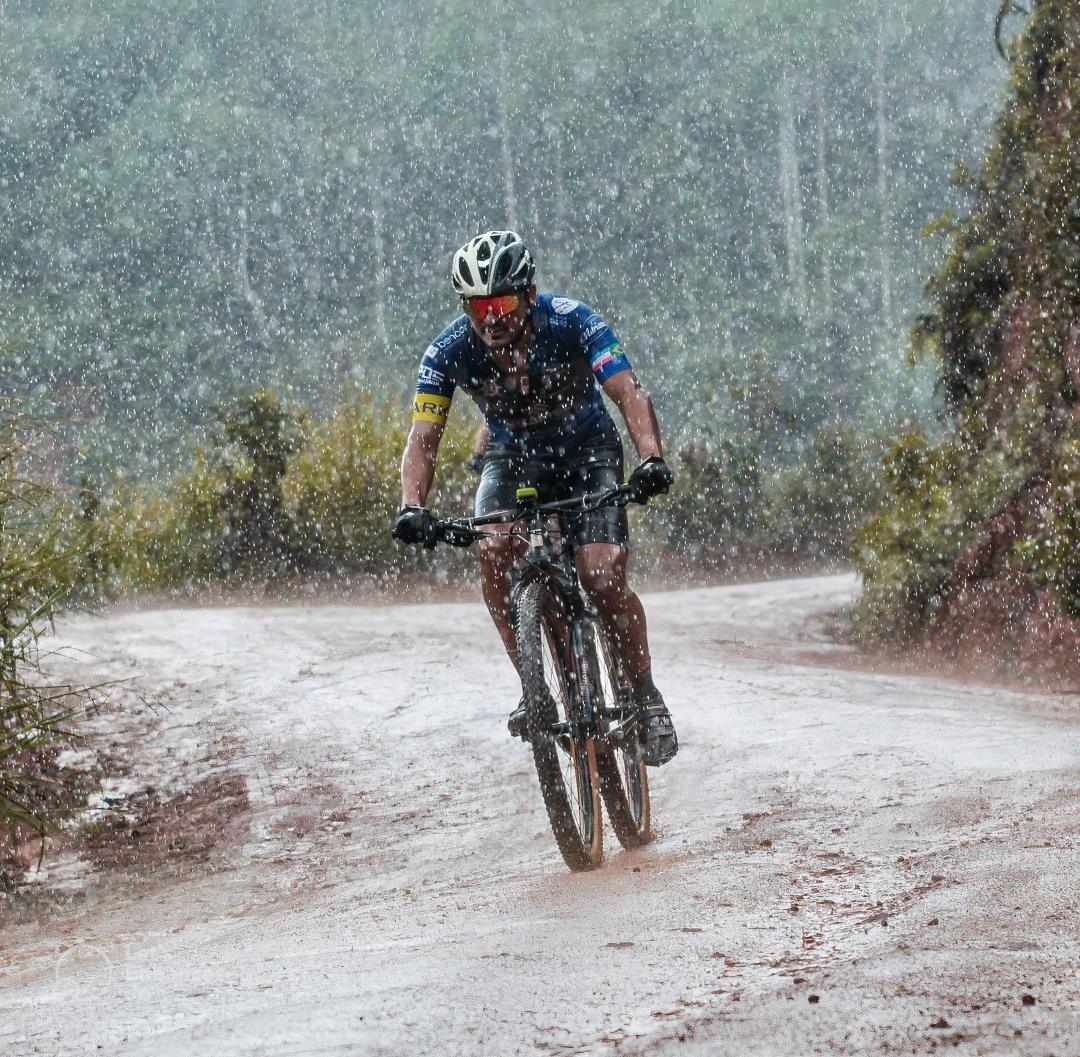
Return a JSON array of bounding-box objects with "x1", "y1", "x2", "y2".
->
[{"x1": 433, "y1": 484, "x2": 642, "y2": 549}]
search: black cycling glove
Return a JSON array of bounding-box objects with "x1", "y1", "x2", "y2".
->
[
  {"x1": 627, "y1": 456, "x2": 674, "y2": 503},
  {"x1": 392, "y1": 506, "x2": 438, "y2": 548}
]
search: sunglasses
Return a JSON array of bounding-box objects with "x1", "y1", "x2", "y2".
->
[{"x1": 463, "y1": 293, "x2": 523, "y2": 321}]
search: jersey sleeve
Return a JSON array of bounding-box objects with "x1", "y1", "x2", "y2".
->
[
  {"x1": 572, "y1": 302, "x2": 633, "y2": 384},
  {"x1": 412, "y1": 325, "x2": 461, "y2": 424}
]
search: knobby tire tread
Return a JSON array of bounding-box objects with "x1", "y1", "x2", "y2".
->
[
  {"x1": 588, "y1": 629, "x2": 652, "y2": 849},
  {"x1": 516, "y1": 581, "x2": 603, "y2": 872}
]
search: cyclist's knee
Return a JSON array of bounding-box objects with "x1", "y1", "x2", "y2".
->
[
  {"x1": 477, "y1": 531, "x2": 514, "y2": 565},
  {"x1": 578, "y1": 545, "x2": 627, "y2": 596}
]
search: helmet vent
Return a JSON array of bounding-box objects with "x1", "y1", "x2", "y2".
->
[{"x1": 451, "y1": 230, "x2": 535, "y2": 297}]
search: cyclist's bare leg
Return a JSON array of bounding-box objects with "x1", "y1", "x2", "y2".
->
[
  {"x1": 578, "y1": 541, "x2": 677, "y2": 764},
  {"x1": 575, "y1": 543, "x2": 651, "y2": 676},
  {"x1": 476, "y1": 527, "x2": 522, "y2": 666}
]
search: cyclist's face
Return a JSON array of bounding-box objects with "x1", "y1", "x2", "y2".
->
[{"x1": 464, "y1": 286, "x2": 536, "y2": 350}]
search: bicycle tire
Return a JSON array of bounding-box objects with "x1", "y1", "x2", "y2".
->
[
  {"x1": 590, "y1": 627, "x2": 651, "y2": 849},
  {"x1": 516, "y1": 580, "x2": 604, "y2": 871}
]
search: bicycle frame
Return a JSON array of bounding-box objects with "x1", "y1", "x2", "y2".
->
[
  {"x1": 433, "y1": 483, "x2": 653, "y2": 868},
  {"x1": 437, "y1": 485, "x2": 638, "y2": 744}
]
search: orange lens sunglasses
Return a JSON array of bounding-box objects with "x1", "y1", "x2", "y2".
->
[{"x1": 463, "y1": 293, "x2": 522, "y2": 320}]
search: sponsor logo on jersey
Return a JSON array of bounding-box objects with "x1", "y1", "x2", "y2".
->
[
  {"x1": 412, "y1": 392, "x2": 451, "y2": 423},
  {"x1": 552, "y1": 297, "x2": 580, "y2": 315},
  {"x1": 418, "y1": 363, "x2": 444, "y2": 387},
  {"x1": 589, "y1": 342, "x2": 625, "y2": 374},
  {"x1": 428, "y1": 323, "x2": 467, "y2": 353},
  {"x1": 582, "y1": 314, "x2": 607, "y2": 342}
]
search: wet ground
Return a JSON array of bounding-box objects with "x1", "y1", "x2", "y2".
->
[{"x1": 3, "y1": 574, "x2": 1079, "y2": 1056}]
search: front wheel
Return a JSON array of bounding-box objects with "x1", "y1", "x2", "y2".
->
[
  {"x1": 590, "y1": 627, "x2": 651, "y2": 849},
  {"x1": 516, "y1": 581, "x2": 603, "y2": 872}
]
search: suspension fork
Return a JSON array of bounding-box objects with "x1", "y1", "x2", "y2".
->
[
  {"x1": 571, "y1": 613, "x2": 598, "y2": 734},
  {"x1": 511, "y1": 560, "x2": 594, "y2": 736}
]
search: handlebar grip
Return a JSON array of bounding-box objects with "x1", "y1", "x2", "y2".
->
[{"x1": 436, "y1": 521, "x2": 478, "y2": 548}]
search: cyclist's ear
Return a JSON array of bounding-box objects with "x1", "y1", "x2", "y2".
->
[{"x1": 527, "y1": 283, "x2": 538, "y2": 305}]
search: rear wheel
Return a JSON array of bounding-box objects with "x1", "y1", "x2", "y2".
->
[
  {"x1": 590, "y1": 627, "x2": 651, "y2": 849},
  {"x1": 516, "y1": 581, "x2": 603, "y2": 871}
]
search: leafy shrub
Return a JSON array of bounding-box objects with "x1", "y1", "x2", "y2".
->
[
  {"x1": 93, "y1": 452, "x2": 230, "y2": 592},
  {"x1": 86, "y1": 391, "x2": 485, "y2": 590},
  {"x1": 283, "y1": 394, "x2": 477, "y2": 574},
  {"x1": 853, "y1": 430, "x2": 1027, "y2": 643},
  {"x1": 656, "y1": 426, "x2": 885, "y2": 573},
  {"x1": 0, "y1": 410, "x2": 96, "y2": 857},
  {"x1": 768, "y1": 428, "x2": 885, "y2": 560}
]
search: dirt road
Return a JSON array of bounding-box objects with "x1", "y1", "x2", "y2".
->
[{"x1": 4, "y1": 575, "x2": 1079, "y2": 1056}]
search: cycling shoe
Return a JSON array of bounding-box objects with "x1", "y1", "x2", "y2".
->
[
  {"x1": 637, "y1": 689, "x2": 678, "y2": 766},
  {"x1": 508, "y1": 697, "x2": 529, "y2": 741}
]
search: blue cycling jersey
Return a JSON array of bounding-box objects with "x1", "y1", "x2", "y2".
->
[{"x1": 412, "y1": 293, "x2": 632, "y2": 458}]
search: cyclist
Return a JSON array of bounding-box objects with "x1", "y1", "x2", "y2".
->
[{"x1": 392, "y1": 230, "x2": 677, "y2": 766}]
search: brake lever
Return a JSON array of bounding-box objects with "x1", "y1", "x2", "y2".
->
[{"x1": 437, "y1": 520, "x2": 478, "y2": 548}]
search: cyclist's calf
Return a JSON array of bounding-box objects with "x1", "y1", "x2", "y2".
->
[
  {"x1": 577, "y1": 543, "x2": 650, "y2": 675},
  {"x1": 476, "y1": 528, "x2": 523, "y2": 664},
  {"x1": 576, "y1": 542, "x2": 629, "y2": 597}
]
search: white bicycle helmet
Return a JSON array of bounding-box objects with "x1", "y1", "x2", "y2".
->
[{"x1": 451, "y1": 230, "x2": 535, "y2": 297}]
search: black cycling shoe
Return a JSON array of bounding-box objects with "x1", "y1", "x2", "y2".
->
[
  {"x1": 508, "y1": 697, "x2": 529, "y2": 741},
  {"x1": 636, "y1": 688, "x2": 678, "y2": 766}
]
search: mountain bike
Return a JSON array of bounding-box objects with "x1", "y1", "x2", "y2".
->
[{"x1": 434, "y1": 484, "x2": 652, "y2": 872}]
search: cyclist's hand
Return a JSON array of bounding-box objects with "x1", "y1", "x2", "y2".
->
[
  {"x1": 392, "y1": 506, "x2": 438, "y2": 548},
  {"x1": 466, "y1": 452, "x2": 485, "y2": 476},
  {"x1": 627, "y1": 456, "x2": 673, "y2": 503}
]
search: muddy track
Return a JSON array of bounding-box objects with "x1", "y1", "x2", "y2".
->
[{"x1": 3, "y1": 575, "x2": 1079, "y2": 1056}]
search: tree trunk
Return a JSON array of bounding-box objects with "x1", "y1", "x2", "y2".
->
[
  {"x1": 778, "y1": 78, "x2": 808, "y2": 321},
  {"x1": 371, "y1": 184, "x2": 390, "y2": 360},
  {"x1": 496, "y1": 91, "x2": 520, "y2": 230},
  {"x1": 814, "y1": 53, "x2": 832, "y2": 331},
  {"x1": 875, "y1": 4, "x2": 894, "y2": 339},
  {"x1": 236, "y1": 195, "x2": 274, "y2": 349}
]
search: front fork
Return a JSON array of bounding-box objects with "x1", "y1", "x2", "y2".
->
[{"x1": 509, "y1": 556, "x2": 595, "y2": 740}]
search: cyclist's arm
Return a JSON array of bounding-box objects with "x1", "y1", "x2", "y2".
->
[
  {"x1": 602, "y1": 370, "x2": 663, "y2": 461},
  {"x1": 473, "y1": 423, "x2": 491, "y2": 457},
  {"x1": 400, "y1": 418, "x2": 445, "y2": 507}
]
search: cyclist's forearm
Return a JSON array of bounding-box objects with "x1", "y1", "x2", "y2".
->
[
  {"x1": 473, "y1": 423, "x2": 491, "y2": 457},
  {"x1": 619, "y1": 385, "x2": 663, "y2": 461},
  {"x1": 400, "y1": 424, "x2": 442, "y2": 507}
]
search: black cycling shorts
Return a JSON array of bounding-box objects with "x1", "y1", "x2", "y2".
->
[{"x1": 474, "y1": 441, "x2": 629, "y2": 548}]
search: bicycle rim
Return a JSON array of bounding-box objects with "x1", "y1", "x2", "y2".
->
[{"x1": 516, "y1": 581, "x2": 603, "y2": 871}]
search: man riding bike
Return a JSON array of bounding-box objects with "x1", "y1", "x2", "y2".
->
[{"x1": 392, "y1": 230, "x2": 678, "y2": 766}]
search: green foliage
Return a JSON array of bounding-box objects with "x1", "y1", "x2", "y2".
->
[
  {"x1": 857, "y1": 1, "x2": 1080, "y2": 648},
  {"x1": 658, "y1": 425, "x2": 884, "y2": 571},
  {"x1": 856, "y1": 425, "x2": 1038, "y2": 643},
  {"x1": 284, "y1": 395, "x2": 477, "y2": 572},
  {"x1": 854, "y1": 432, "x2": 966, "y2": 642},
  {"x1": 283, "y1": 397, "x2": 401, "y2": 571},
  {"x1": 770, "y1": 428, "x2": 884, "y2": 560},
  {"x1": 662, "y1": 439, "x2": 765, "y2": 568},
  {"x1": 217, "y1": 390, "x2": 301, "y2": 571},
  {"x1": 86, "y1": 391, "x2": 484, "y2": 589},
  {"x1": 0, "y1": 410, "x2": 95, "y2": 852},
  {"x1": 92, "y1": 452, "x2": 229, "y2": 591}
]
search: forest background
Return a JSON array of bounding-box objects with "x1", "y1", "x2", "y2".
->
[{"x1": 0, "y1": 0, "x2": 1009, "y2": 591}]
